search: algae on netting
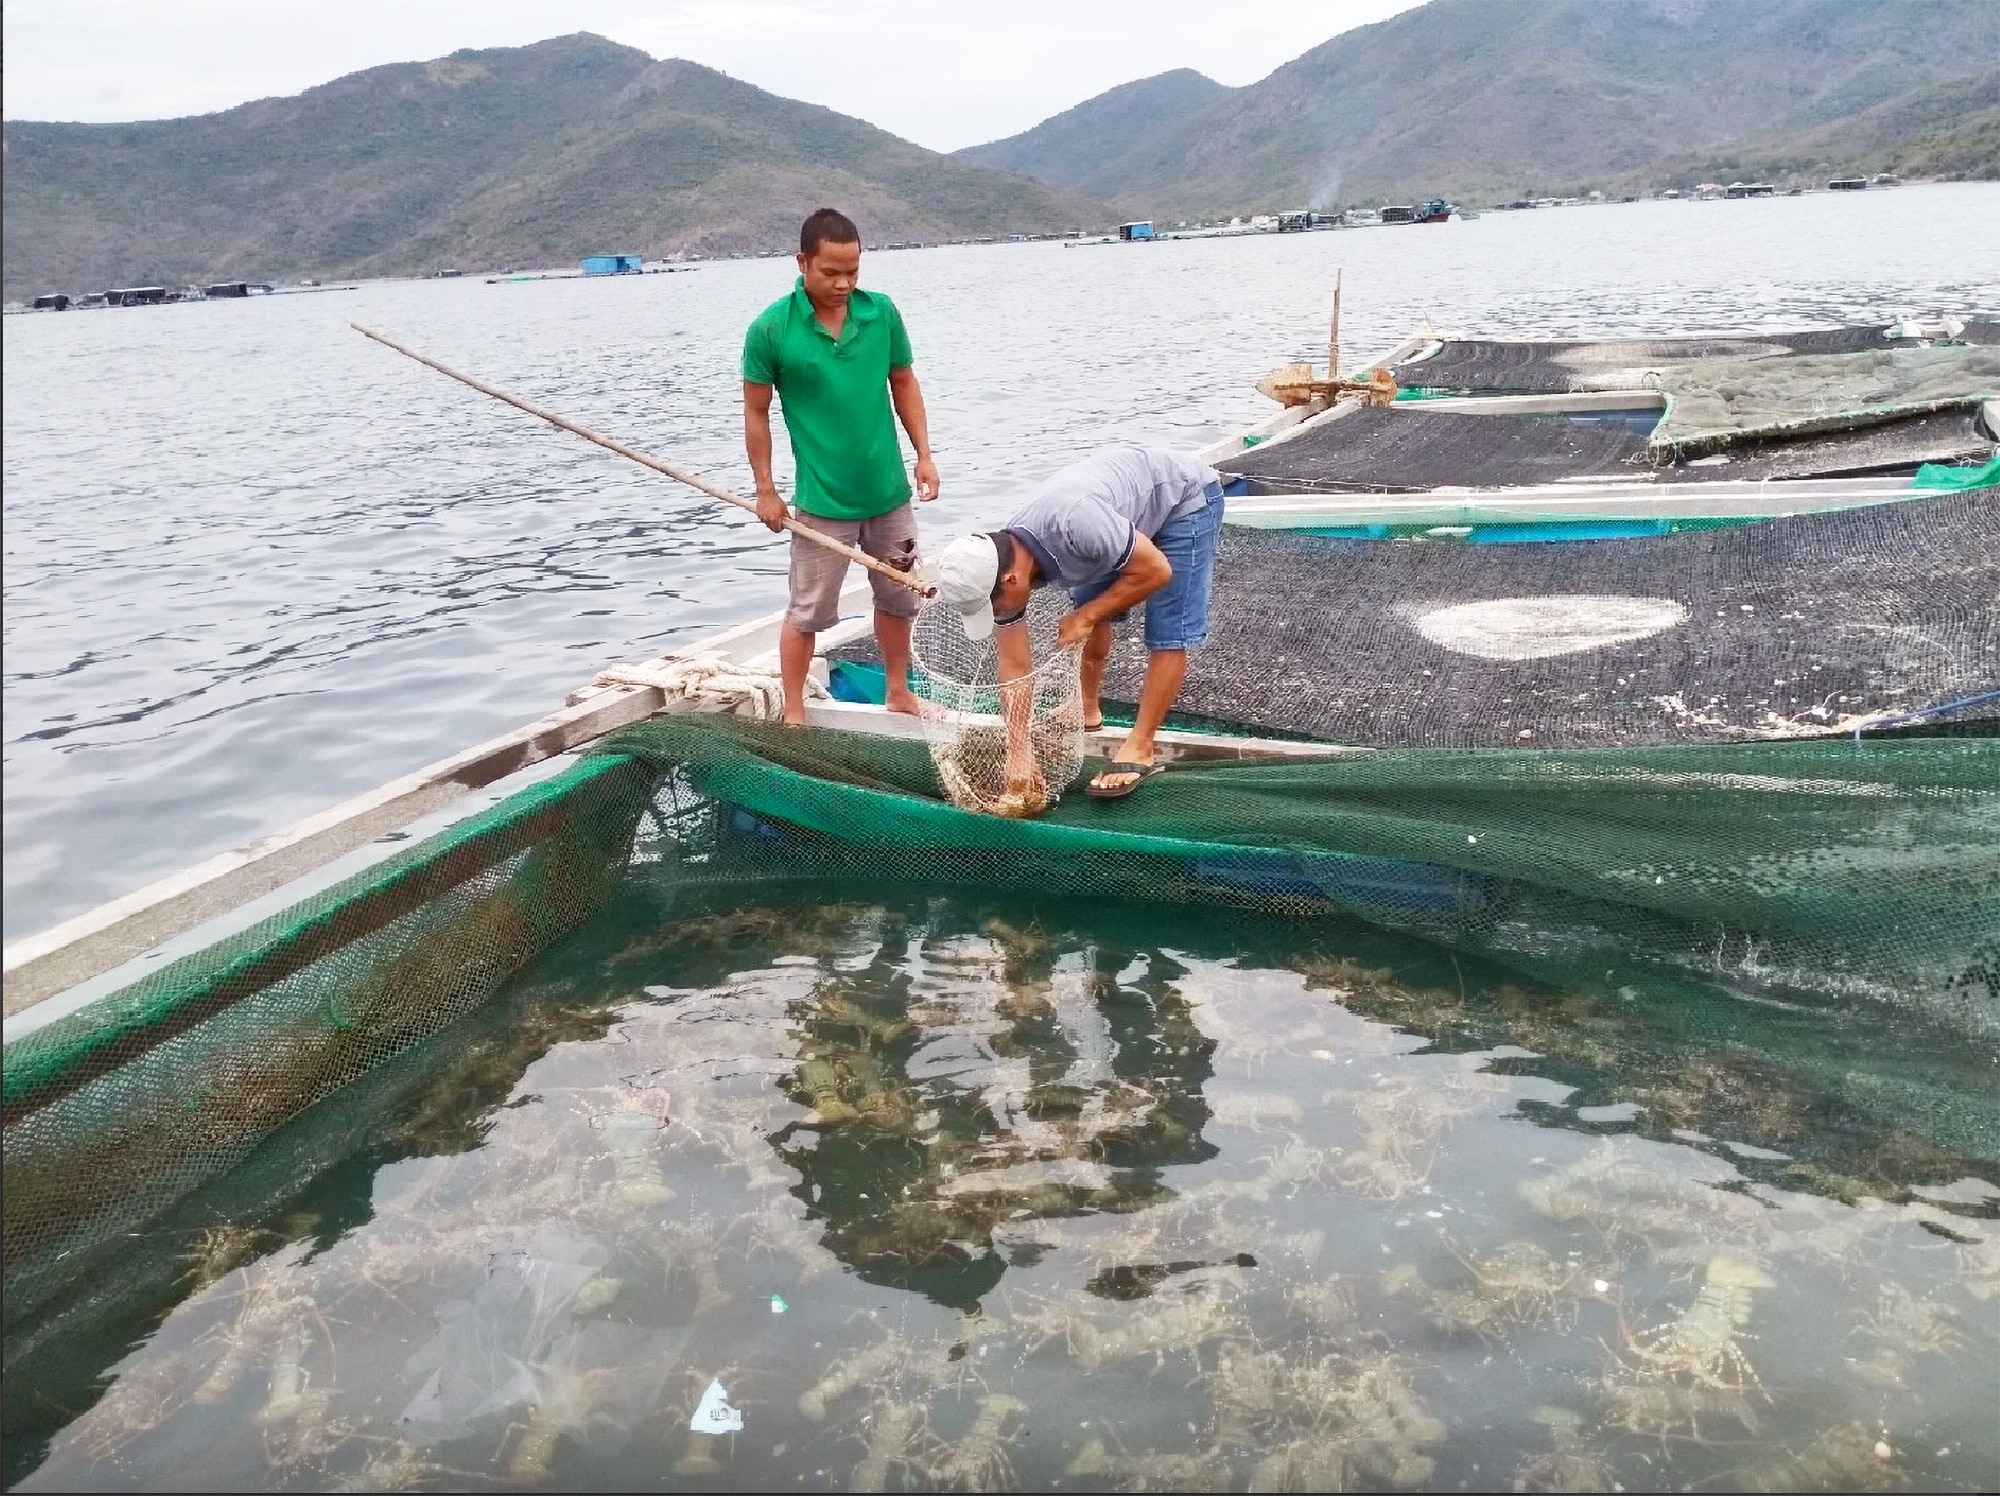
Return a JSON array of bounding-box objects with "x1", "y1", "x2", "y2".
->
[
  {"x1": 1647, "y1": 343, "x2": 2000, "y2": 456},
  {"x1": 2, "y1": 753, "x2": 655, "y2": 1318}
]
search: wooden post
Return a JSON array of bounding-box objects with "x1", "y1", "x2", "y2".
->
[{"x1": 1328, "y1": 269, "x2": 1343, "y2": 381}]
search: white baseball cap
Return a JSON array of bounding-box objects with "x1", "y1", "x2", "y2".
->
[{"x1": 918, "y1": 533, "x2": 1005, "y2": 640}]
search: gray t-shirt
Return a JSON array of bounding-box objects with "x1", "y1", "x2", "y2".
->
[{"x1": 1004, "y1": 446, "x2": 1219, "y2": 587}]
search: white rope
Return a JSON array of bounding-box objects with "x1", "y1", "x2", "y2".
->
[{"x1": 595, "y1": 652, "x2": 824, "y2": 721}]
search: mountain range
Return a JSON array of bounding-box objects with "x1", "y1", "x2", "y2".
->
[
  {"x1": 959, "y1": 0, "x2": 2000, "y2": 215},
  {"x1": 1, "y1": 35, "x2": 1100, "y2": 301},
  {"x1": 6, "y1": 0, "x2": 1997, "y2": 301}
]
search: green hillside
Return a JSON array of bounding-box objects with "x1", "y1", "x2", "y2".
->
[
  {"x1": 957, "y1": 0, "x2": 2000, "y2": 215},
  {"x1": 954, "y1": 69, "x2": 1229, "y2": 199},
  {"x1": 1, "y1": 34, "x2": 1107, "y2": 301}
]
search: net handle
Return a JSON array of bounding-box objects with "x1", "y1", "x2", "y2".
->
[{"x1": 353, "y1": 324, "x2": 935, "y2": 598}]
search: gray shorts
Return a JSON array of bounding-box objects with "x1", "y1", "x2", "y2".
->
[{"x1": 786, "y1": 503, "x2": 921, "y2": 633}]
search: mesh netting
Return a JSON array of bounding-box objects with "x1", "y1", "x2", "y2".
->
[
  {"x1": 8, "y1": 736, "x2": 1997, "y2": 1492},
  {"x1": 1648, "y1": 344, "x2": 2000, "y2": 458},
  {"x1": 909, "y1": 598, "x2": 1085, "y2": 817},
  {"x1": 2, "y1": 753, "x2": 655, "y2": 1326},
  {"x1": 585, "y1": 719, "x2": 1998, "y2": 1032},
  {"x1": 1390, "y1": 321, "x2": 2000, "y2": 395},
  {"x1": 5, "y1": 718, "x2": 1996, "y2": 1330},
  {"x1": 848, "y1": 494, "x2": 2000, "y2": 749},
  {"x1": 1218, "y1": 404, "x2": 1992, "y2": 491}
]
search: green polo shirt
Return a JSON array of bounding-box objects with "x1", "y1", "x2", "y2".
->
[{"x1": 743, "y1": 279, "x2": 914, "y2": 521}]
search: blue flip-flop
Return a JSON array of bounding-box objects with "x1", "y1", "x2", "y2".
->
[{"x1": 1086, "y1": 761, "x2": 1166, "y2": 800}]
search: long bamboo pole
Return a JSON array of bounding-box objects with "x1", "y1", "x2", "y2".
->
[{"x1": 353, "y1": 323, "x2": 934, "y2": 597}]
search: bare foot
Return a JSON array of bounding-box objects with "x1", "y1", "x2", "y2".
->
[
  {"x1": 884, "y1": 687, "x2": 922, "y2": 716},
  {"x1": 782, "y1": 711, "x2": 808, "y2": 728}
]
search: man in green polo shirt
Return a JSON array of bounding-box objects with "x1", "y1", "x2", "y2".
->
[{"x1": 745, "y1": 207, "x2": 939, "y2": 724}]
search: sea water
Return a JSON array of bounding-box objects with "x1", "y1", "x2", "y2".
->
[
  {"x1": 7, "y1": 885, "x2": 1996, "y2": 1491},
  {"x1": 7, "y1": 183, "x2": 2000, "y2": 940}
]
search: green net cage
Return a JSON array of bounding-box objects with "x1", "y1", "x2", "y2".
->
[{"x1": 7, "y1": 712, "x2": 1996, "y2": 1333}]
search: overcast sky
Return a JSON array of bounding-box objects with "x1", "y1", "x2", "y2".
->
[{"x1": 3, "y1": 0, "x2": 1428, "y2": 151}]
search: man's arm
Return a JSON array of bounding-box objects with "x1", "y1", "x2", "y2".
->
[
  {"x1": 1056, "y1": 534, "x2": 1172, "y2": 650},
  {"x1": 888, "y1": 366, "x2": 940, "y2": 501},
  {"x1": 995, "y1": 620, "x2": 1042, "y2": 790},
  {"x1": 744, "y1": 380, "x2": 786, "y2": 531}
]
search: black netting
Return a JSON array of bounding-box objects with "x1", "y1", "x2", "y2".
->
[
  {"x1": 1391, "y1": 320, "x2": 2000, "y2": 394},
  {"x1": 837, "y1": 493, "x2": 1997, "y2": 750},
  {"x1": 1218, "y1": 405, "x2": 1991, "y2": 492},
  {"x1": 1112, "y1": 496, "x2": 1996, "y2": 746}
]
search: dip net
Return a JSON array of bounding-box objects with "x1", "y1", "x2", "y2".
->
[{"x1": 909, "y1": 596, "x2": 1086, "y2": 818}]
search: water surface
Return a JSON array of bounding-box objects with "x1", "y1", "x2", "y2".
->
[{"x1": 10, "y1": 888, "x2": 1996, "y2": 1490}]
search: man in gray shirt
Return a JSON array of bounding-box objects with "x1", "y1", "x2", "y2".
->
[{"x1": 925, "y1": 445, "x2": 1225, "y2": 799}]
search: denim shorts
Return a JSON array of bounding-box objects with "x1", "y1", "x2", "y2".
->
[{"x1": 1068, "y1": 481, "x2": 1223, "y2": 651}]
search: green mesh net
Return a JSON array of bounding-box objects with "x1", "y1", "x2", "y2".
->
[
  {"x1": 1915, "y1": 454, "x2": 2000, "y2": 491},
  {"x1": 603, "y1": 718, "x2": 1997, "y2": 1020},
  {"x1": 3, "y1": 752, "x2": 656, "y2": 1322},
  {"x1": 5, "y1": 716, "x2": 1996, "y2": 1320}
]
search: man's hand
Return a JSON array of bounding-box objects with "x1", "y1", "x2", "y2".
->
[
  {"x1": 1059, "y1": 536, "x2": 1170, "y2": 652},
  {"x1": 913, "y1": 455, "x2": 940, "y2": 502},
  {"x1": 1004, "y1": 745, "x2": 1045, "y2": 802},
  {"x1": 744, "y1": 381, "x2": 781, "y2": 528}
]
